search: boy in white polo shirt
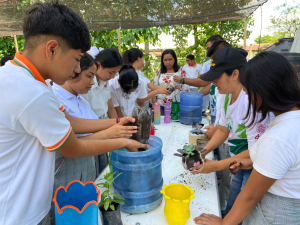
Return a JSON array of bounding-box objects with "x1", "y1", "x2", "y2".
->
[{"x1": 0, "y1": 3, "x2": 147, "y2": 225}]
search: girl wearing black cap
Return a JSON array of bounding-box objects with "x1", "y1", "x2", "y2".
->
[
  {"x1": 194, "y1": 51, "x2": 300, "y2": 225},
  {"x1": 191, "y1": 47, "x2": 273, "y2": 219}
]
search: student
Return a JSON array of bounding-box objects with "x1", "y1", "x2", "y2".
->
[
  {"x1": 110, "y1": 65, "x2": 150, "y2": 117},
  {"x1": 153, "y1": 49, "x2": 190, "y2": 114},
  {"x1": 0, "y1": 3, "x2": 146, "y2": 225},
  {"x1": 122, "y1": 48, "x2": 170, "y2": 107},
  {"x1": 0, "y1": 55, "x2": 12, "y2": 66},
  {"x1": 51, "y1": 53, "x2": 108, "y2": 223},
  {"x1": 82, "y1": 48, "x2": 122, "y2": 119},
  {"x1": 182, "y1": 54, "x2": 202, "y2": 92},
  {"x1": 190, "y1": 48, "x2": 273, "y2": 218},
  {"x1": 194, "y1": 51, "x2": 300, "y2": 225}
]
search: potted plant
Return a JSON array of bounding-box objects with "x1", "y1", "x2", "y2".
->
[
  {"x1": 189, "y1": 122, "x2": 207, "y2": 146},
  {"x1": 174, "y1": 144, "x2": 205, "y2": 171},
  {"x1": 97, "y1": 171, "x2": 124, "y2": 225}
]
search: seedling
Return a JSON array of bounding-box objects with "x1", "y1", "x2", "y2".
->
[
  {"x1": 192, "y1": 122, "x2": 205, "y2": 135},
  {"x1": 182, "y1": 144, "x2": 196, "y2": 158},
  {"x1": 97, "y1": 171, "x2": 125, "y2": 211}
]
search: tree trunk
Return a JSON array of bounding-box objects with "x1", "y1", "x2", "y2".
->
[{"x1": 193, "y1": 25, "x2": 198, "y2": 44}]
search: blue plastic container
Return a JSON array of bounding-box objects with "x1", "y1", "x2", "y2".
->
[
  {"x1": 179, "y1": 92, "x2": 203, "y2": 125},
  {"x1": 111, "y1": 135, "x2": 163, "y2": 214},
  {"x1": 53, "y1": 181, "x2": 100, "y2": 225}
]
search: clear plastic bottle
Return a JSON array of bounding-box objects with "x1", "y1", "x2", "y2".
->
[{"x1": 164, "y1": 101, "x2": 171, "y2": 123}]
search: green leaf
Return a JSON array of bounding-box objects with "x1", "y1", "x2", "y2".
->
[
  {"x1": 110, "y1": 204, "x2": 115, "y2": 211},
  {"x1": 101, "y1": 190, "x2": 109, "y2": 199},
  {"x1": 113, "y1": 198, "x2": 125, "y2": 204},
  {"x1": 112, "y1": 193, "x2": 124, "y2": 200},
  {"x1": 98, "y1": 201, "x2": 104, "y2": 208},
  {"x1": 104, "y1": 173, "x2": 114, "y2": 181},
  {"x1": 104, "y1": 198, "x2": 111, "y2": 211}
]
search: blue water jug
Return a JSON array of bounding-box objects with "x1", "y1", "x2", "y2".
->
[
  {"x1": 179, "y1": 92, "x2": 203, "y2": 125},
  {"x1": 111, "y1": 135, "x2": 163, "y2": 214}
]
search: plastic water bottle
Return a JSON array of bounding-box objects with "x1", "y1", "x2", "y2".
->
[
  {"x1": 164, "y1": 101, "x2": 171, "y2": 123},
  {"x1": 153, "y1": 102, "x2": 161, "y2": 125}
]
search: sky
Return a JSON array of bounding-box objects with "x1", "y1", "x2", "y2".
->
[{"x1": 144, "y1": 0, "x2": 298, "y2": 49}]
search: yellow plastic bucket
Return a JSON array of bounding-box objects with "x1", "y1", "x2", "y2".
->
[{"x1": 160, "y1": 183, "x2": 195, "y2": 225}]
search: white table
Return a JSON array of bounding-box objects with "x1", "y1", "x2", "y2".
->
[{"x1": 96, "y1": 118, "x2": 221, "y2": 225}]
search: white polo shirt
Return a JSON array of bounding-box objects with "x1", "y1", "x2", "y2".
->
[
  {"x1": 53, "y1": 83, "x2": 98, "y2": 122},
  {"x1": 110, "y1": 76, "x2": 148, "y2": 117},
  {"x1": 0, "y1": 52, "x2": 72, "y2": 225},
  {"x1": 81, "y1": 76, "x2": 111, "y2": 119},
  {"x1": 183, "y1": 63, "x2": 202, "y2": 79},
  {"x1": 250, "y1": 110, "x2": 300, "y2": 199}
]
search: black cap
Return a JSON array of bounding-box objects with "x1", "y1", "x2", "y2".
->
[{"x1": 201, "y1": 47, "x2": 248, "y2": 82}]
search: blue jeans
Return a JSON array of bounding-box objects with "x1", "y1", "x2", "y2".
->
[
  {"x1": 226, "y1": 169, "x2": 252, "y2": 215},
  {"x1": 211, "y1": 115, "x2": 216, "y2": 124}
]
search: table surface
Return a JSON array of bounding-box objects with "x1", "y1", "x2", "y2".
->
[{"x1": 96, "y1": 117, "x2": 221, "y2": 225}]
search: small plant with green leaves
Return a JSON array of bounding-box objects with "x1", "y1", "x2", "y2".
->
[
  {"x1": 97, "y1": 171, "x2": 125, "y2": 211},
  {"x1": 182, "y1": 144, "x2": 196, "y2": 158}
]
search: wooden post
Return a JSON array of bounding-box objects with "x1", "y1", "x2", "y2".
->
[
  {"x1": 117, "y1": 27, "x2": 121, "y2": 53},
  {"x1": 13, "y1": 35, "x2": 19, "y2": 52},
  {"x1": 243, "y1": 17, "x2": 247, "y2": 50}
]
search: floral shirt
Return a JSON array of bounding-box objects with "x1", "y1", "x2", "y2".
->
[{"x1": 153, "y1": 68, "x2": 190, "y2": 107}]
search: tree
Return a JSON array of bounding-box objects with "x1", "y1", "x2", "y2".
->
[
  {"x1": 169, "y1": 16, "x2": 254, "y2": 65},
  {"x1": 0, "y1": 36, "x2": 25, "y2": 59},
  {"x1": 254, "y1": 35, "x2": 279, "y2": 44},
  {"x1": 268, "y1": 3, "x2": 300, "y2": 38},
  {"x1": 90, "y1": 27, "x2": 166, "y2": 81}
]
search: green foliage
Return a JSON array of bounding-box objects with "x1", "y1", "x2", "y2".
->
[
  {"x1": 183, "y1": 144, "x2": 196, "y2": 158},
  {"x1": 254, "y1": 35, "x2": 280, "y2": 44},
  {"x1": 269, "y1": 3, "x2": 300, "y2": 37},
  {"x1": 97, "y1": 171, "x2": 124, "y2": 211},
  {"x1": 90, "y1": 27, "x2": 165, "y2": 81},
  {"x1": 169, "y1": 16, "x2": 254, "y2": 65},
  {"x1": 0, "y1": 36, "x2": 25, "y2": 59}
]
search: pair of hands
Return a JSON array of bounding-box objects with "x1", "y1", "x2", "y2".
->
[
  {"x1": 104, "y1": 116, "x2": 148, "y2": 152},
  {"x1": 155, "y1": 86, "x2": 172, "y2": 95}
]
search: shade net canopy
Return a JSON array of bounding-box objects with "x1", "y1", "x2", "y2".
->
[{"x1": 0, "y1": 0, "x2": 267, "y2": 36}]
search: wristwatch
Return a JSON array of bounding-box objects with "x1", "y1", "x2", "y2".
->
[{"x1": 180, "y1": 78, "x2": 185, "y2": 84}]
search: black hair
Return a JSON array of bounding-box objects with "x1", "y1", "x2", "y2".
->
[
  {"x1": 0, "y1": 55, "x2": 12, "y2": 66},
  {"x1": 161, "y1": 49, "x2": 180, "y2": 73},
  {"x1": 119, "y1": 65, "x2": 139, "y2": 94},
  {"x1": 224, "y1": 67, "x2": 242, "y2": 76},
  {"x1": 206, "y1": 35, "x2": 224, "y2": 44},
  {"x1": 186, "y1": 54, "x2": 195, "y2": 60},
  {"x1": 239, "y1": 51, "x2": 300, "y2": 127},
  {"x1": 123, "y1": 48, "x2": 143, "y2": 65},
  {"x1": 95, "y1": 48, "x2": 122, "y2": 68},
  {"x1": 73, "y1": 53, "x2": 97, "y2": 80},
  {"x1": 207, "y1": 41, "x2": 231, "y2": 57},
  {"x1": 23, "y1": 2, "x2": 90, "y2": 52}
]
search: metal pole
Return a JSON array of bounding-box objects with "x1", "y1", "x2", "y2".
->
[
  {"x1": 117, "y1": 27, "x2": 121, "y2": 53},
  {"x1": 13, "y1": 35, "x2": 19, "y2": 52},
  {"x1": 243, "y1": 17, "x2": 247, "y2": 50}
]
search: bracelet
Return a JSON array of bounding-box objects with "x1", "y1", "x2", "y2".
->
[{"x1": 116, "y1": 117, "x2": 119, "y2": 123}]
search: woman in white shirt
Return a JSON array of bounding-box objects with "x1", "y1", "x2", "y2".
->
[
  {"x1": 122, "y1": 48, "x2": 171, "y2": 107},
  {"x1": 82, "y1": 48, "x2": 122, "y2": 119},
  {"x1": 191, "y1": 48, "x2": 273, "y2": 220},
  {"x1": 194, "y1": 52, "x2": 300, "y2": 224},
  {"x1": 153, "y1": 49, "x2": 190, "y2": 115}
]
